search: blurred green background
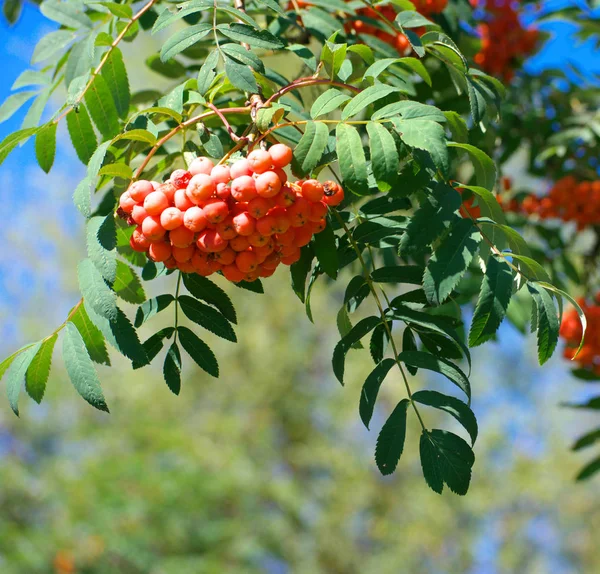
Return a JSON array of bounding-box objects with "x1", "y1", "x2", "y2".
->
[{"x1": 1, "y1": 3, "x2": 600, "y2": 573}]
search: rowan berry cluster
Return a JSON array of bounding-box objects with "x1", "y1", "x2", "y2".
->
[
  {"x1": 472, "y1": 0, "x2": 538, "y2": 81},
  {"x1": 509, "y1": 177, "x2": 600, "y2": 230},
  {"x1": 346, "y1": 3, "x2": 436, "y2": 55},
  {"x1": 561, "y1": 299, "x2": 600, "y2": 375},
  {"x1": 118, "y1": 144, "x2": 344, "y2": 283}
]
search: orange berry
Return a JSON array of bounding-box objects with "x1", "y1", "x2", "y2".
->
[
  {"x1": 170, "y1": 226, "x2": 196, "y2": 248},
  {"x1": 131, "y1": 204, "x2": 149, "y2": 225},
  {"x1": 308, "y1": 201, "x2": 327, "y2": 222},
  {"x1": 144, "y1": 191, "x2": 169, "y2": 216},
  {"x1": 236, "y1": 250, "x2": 259, "y2": 273},
  {"x1": 211, "y1": 164, "x2": 231, "y2": 184},
  {"x1": 230, "y1": 235, "x2": 250, "y2": 252},
  {"x1": 148, "y1": 241, "x2": 172, "y2": 262},
  {"x1": 174, "y1": 188, "x2": 195, "y2": 211},
  {"x1": 172, "y1": 244, "x2": 195, "y2": 263},
  {"x1": 230, "y1": 158, "x2": 252, "y2": 178},
  {"x1": 269, "y1": 143, "x2": 293, "y2": 168},
  {"x1": 232, "y1": 212, "x2": 256, "y2": 236},
  {"x1": 221, "y1": 263, "x2": 246, "y2": 283},
  {"x1": 160, "y1": 207, "x2": 184, "y2": 231},
  {"x1": 202, "y1": 199, "x2": 229, "y2": 224},
  {"x1": 169, "y1": 169, "x2": 192, "y2": 189},
  {"x1": 196, "y1": 229, "x2": 228, "y2": 252},
  {"x1": 248, "y1": 196, "x2": 272, "y2": 219},
  {"x1": 189, "y1": 156, "x2": 214, "y2": 176},
  {"x1": 183, "y1": 206, "x2": 208, "y2": 233},
  {"x1": 231, "y1": 175, "x2": 258, "y2": 202},
  {"x1": 119, "y1": 192, "x2": 137, "y2": 214},
  {"x1": 128, "y1": 180, "x2": 154, "y2": 203},
  {"x1": 301, "y1": 179, "x2": 324, "y2": 203},
  {"x1": 255, "y1": 171, "x2": 282, "y2": 198},
  {"x1": 187, "y1": 173, "x2": 216, "y2": 204},
  {"x1": 247, "y1": 149, "x2": 273, "y2": 174},
  {"x1": 130, "y1": 227, "x2": 151, "y2": 252},
  {"x1": 141, "y1": 215, "x2": 166, "y2": 241}
]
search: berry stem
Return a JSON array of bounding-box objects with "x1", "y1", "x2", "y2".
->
[
  {"x1": 263, "y1": 78, "x2": 361, "y2": 107},
  {"x1": 331, "y1": 209, "x2": 427, "y2": 431}
]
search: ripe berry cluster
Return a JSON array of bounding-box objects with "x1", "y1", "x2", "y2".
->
[
  {"x1": 561, "y1": 299, "x2": 600, "y2": 375},
  {"x1": 118, "y1": 144, "x2": 344, "y2": 283},
  {"x1": 346, "y1": 3, "x2": 440, "y2": 55},
  {"x1": 472, "y1": 0, "x2": 538, "y2": 81},
  {"x1": 508, "y1": 176, "x2": 600, "y2": 230}
]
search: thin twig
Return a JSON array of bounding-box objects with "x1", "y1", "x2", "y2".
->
[
  {"x1": 263, "y1": 78, "x2": 361, "y2": 107},
  {"x1": 54, "y1": 0, "x2": 158, "y2": 124}
]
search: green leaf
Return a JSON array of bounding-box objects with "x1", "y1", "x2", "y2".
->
[
  {"x1": 101, "y1": 47, "x2": 130, "y2": 119},
  {"x1": 84, "y1": 303, "x2": 147, "y2": 365},
  {"x1": 234, "y1": 279, "x2": 264, "y2": 294},
  {"x1": 396, "y1": 10, "x2": 437, "y2": 29},
  {"x1": 367, "y1": 122, "x2": 398, "y2": 192},
  {"x1": 336, "y1": 123, "x2": 369, "y2": 195},
  {"x1": 370, "y1": 322, "x2": 391, "y2": 364},
  {"x1": 67, "y1": 106, "x2": 97, "y2": 164},
  {"x1": 458, "y1": 184, "x2": 506, "y2": 224},
  {"x1": 163, "y1": 343, "x2": 182, "y2": 395},
  {"x1": 62, "y1": 322, "x2": 109, "y2": 412},
  {"x1": 160, "y1": 23, "x2": 212, "y2": 62},
  {"x1": 146, "y1": 54, "x2": 186, "y2": 79},
  {"x1": 3, "y1": 0, "x2": 21, "y2": 26},
  {"x1": 0, "y1": 91, "x2": 37, "y2": 124},
  {"x1": 5, "y1": 343, "x2": 41, "y2": 416},
  {"x1": 359, "y1": 358, "x2": 395, "y2": 429},
  {"x1": 85, "y1": 74, "x2": 120, "y2": 140},
  {"x1": 223, "y1": 54, "x2": 258, "y2": 93},
  {"x1": 78, "y1": 258, "x2": 118, "y2": 322},
  {"x1": 576, "y1": 456, "x2": 600, "y2": 482},
  {"x1": 466, "y1": 77, "x2": 486, "y2": 125},
  {"x1": 197, "y1": 49, "x2": 220, "y2": 95},
  {"x1": 332, "y1": 316, "x2": 381, "y2": 385},
  {"x1": 527, "y1": 283, "x2": 559, "y2": 365},
  {"x1": 444, "y1": 111, "x2": 468, "y2": 144},
  {"x1": 179, "y1": 295, "x2": 236, "y2": 342},
  {"x1": 420, "y1": 429, "x2": 474, "y2": 495},
  {"x1": 86, "y1": 215, "x2": 117, "y2": 283},
  {"x1": 35, "y1": 122, "x2": 57, "y2": 173},
  {"x1": 310, "y1": 88, "x2": 351, "y2": 119},
  {"x1": 221, "y1": 43, "x2": 264, "y2": 72},
  {"x1": 132, "y1": 328, "x2": 174, "y2": 369},
  {"x1": 423, "y1": 218, "x2": 482, "y2": 306},
  {"x1": 31, "y1": 30, "x2": 74, "y2": 64},
  {"x1": 112, "y1": 261, "x2": 146, "y2": 304},
  {"x1": 218, "y1": 23, "x2": 284, "y2": 50},
  {"x1": 371, "y1": 265, "x2": 423, "y2": 285},
  {"x1": 178, "y1": 326, "x2": 219, "y2": 378},
  {"x1": 25, "y1": 334, "x2": 57, "y2": 404},
  {"x1": 99, "y1": 163, "x2": 133, "y2": 179},
  {"x1": 448, "y1": 143, "x2": 497, "y2": 191},
  {"x1": 290, "y1": 246, "x2": 314, "y2": 303},
  {"x1": 151, "y1": 2, "x2": 213, "y2": 34},
  {"x1": 341, "y1": 85, "x2": 403, "y2": 120},
  {"x1": 292, "y1": 121, "x2": 329, "y2": 177},
  {"x1": 183, "y1": 274, "x2": 237, "y2": 324},
  {"x1": 40, "y1": 0, "x2": 92, "y2": 29},
  {"x1": 375, "y1": 399, "x2": 410, "y2": 475},
  {"x1": 373, "y1": 101, "x2": 446, "y2": 122},
  {"x1": 413, "y1": 390, "x2": 478, "y2": 445},
  {"x1": 572, "y1": 428, "x2": 600, "y2": 451},
  {"x1": 393, "y1": 118, "x2": 448, "y2": 175},
  {"x1": 0, "y1": 127, "x2": 39, "y2": 167},
  {"x1": 397, "y1": 350, "x2": 471, "y2": 401},
  {"x1": 69, "y1": 303, "x2": 110, "y2": 366},
  {"x1": 114, "y1": 129, "x2": 157, "y2": 145},
  {"x1": 469, "y1": 256, "x2": 513, "y2": 347},
  {"x1": 135, "y1": 295, "x2": 175, "y2": 328},
  {"x1": 400, "y1": 183, "x2": 461, "y2": 257},
  {"x1": 313, "y1": 221, "x2": 338, "y2": 279}
]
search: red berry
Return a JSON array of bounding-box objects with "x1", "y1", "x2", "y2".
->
[
  {"x1": 248, "y1": 196, "x2": 272, "y2": 219},
  {"x1": 247, "y1": 149, "x2": 272, "y2": 174},
  {"x1": 213, "y1": 247, "x2": 236, "y2": 266},
  {"x1": 196, "y1": 229, "x2": 228, "y2": 252},
  {"x1": 236, "y1": 251, "x2": 259, "y2": 273},
  {"x1": 274, "y1": 186, "x2": 296, "y2": 207},
  {"x1": 187, "y1": 173, "x2": 216, "y2": 204},
  {"x1": 221, "y1": 264, "x2": 246, "y2": 283},
  {"x1": 174, "y1": 188, "x2": 195, "y2": 211},
  {"x1": 183, "y1": 206, "x2": 208, "y2": 233},
  {"x1": 128, "y1": 180, "x2": 154, "y2": 203},
  {"x1": 141, "y1": 216, "x2": 166, "y2": 241},
  {"x1": 231, "y1": 175, "x2": 258, "y2": 202},
  {"x1": 269, "y1": 143, "x2": 293, "y2": 168},
  {"x1": 211, "y1": 164, "x2": 231, "y2": 184},
  {"x1": 170, "y1": 226, "x2": 196, "y2": 248},
  {"x1": 157, "y1": 181, "x2": 177, "y2": 203},
  {"x1": 287, "y1": 197, "x2": 310, "y2": 227},
  {"x1": 170, "y1": 169, "x2": 192, "y2": 189},
  {"x1": 119, "y1": 192, "x2": 137, "y2": 214},
  {"x1": 255, "y1": 171, "x2": 282, "y2": 198},
  {"x1": 148, "y1": 241, "x2": 172, "y2": 262},
  {"x1": 132, "y1": 204, "x2": 149, "y2": 225},
  {"x1": 203, "y1": 199, "x2": 229, "y2": 224},
  {"x1": 308, "y1": 201, "x2": 327, "y2": 222},
  {"x1": 248, "y1": 232, "x2": 270, "y2": 247},
  {"x1": 189, "y1": 156, "x2": 214, "y2": 176},
  {"x1": 160, "y1": 207, "x2": 184, "y2": 231},
  {"x1": 230, "y1": 235, "x2": 250, "y2": 252},
  {"x1": 130, "y1": 227, "x2": 151, "y2": 252},
  {"x1": 216, "y1": 182, "x2": 231, "y2": 200},
  {"x1": 301, "y1": 179, "x2": 325, "y2": 203},
  {"x1": 216, "y1": 217, "x2": 239, "y2": 240},
  {"x1": 172, "y1": 244, "x2": 195, "y2": 263},
  {"x1": 230, "y1": 158, "x2": 252, "y2": 179},
  {"x1": 144, "y1": 191, "x2": 169, "y2": 216},
  {"x1": 323, "y1": 181, "x2": 344, "y2": 206},
  {"x1": 232, "y1": 212, "x2": 256, "y2": 236}
]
